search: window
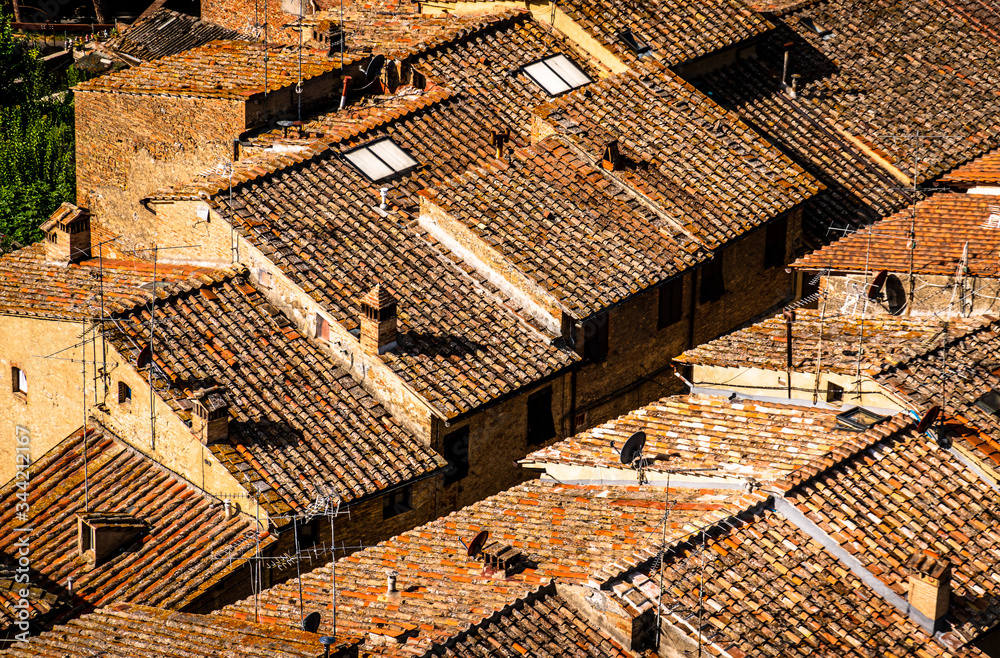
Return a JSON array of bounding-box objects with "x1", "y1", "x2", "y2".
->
[
  {"x1": 443, "y1": 427, "x2": 470, "y2": 485},
  {"x1": 617, "y1": 29, "x2": 651, "y2": 57},
  {"x1": 522, "y1": 54, "x2": 591, "y2": 96},
  {"x1": 826, "y1": 381, "x2": 844, "y2": 403},
  {"x1": 118, "y1": 381, "x2": 132, "y2": 404},
  {"x1": 764, "y1": 216, "x2": 787, "y2": 269},
  {"x1": 699, "y1": 254, "x2": 726, "y2": 303},
  {"x1": 383, "y1": 485, "x2": 413, "y2": 519},
  {"x1": 315, "y1": 313, "x2": 330, "y2": 341},
  {"x1": 526, "y1": 387, "x2": 556, "y2": 446},
  {"x1": 835, "y1": 406, "x2": 889, "y2": 432},
  {"x1": 11, "y1": 367, "x2": 26, "y2": 395},
  {"x1": 343, "y1": 138, "x2": 418, "y2": 182},
  {"x1": 657, "y1": 278, "x2": 684, "y2": 329},
  {"x1": 584, "y1": 312, "x2": 609, "y2": 363},
  {"x1": 975, "y1": 389, "x2": 1000, "y2": 416},
  {"x1": 297, "y1": 520, "x2": 319, "y2": 548}
]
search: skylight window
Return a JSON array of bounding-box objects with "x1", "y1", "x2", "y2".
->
[
  {"x1": 835, "y1": 406, "x2": 889, "y2": 432},
  {"x1": 343, "y1": 138, "x2": 418, "y2": 182},
  {"x1": 617, "y1": 29, "x2": 651, "y2": 57},
  {"x1": 974, "y1": 389, "x2": 1000, "y2": 416},
  {"x1": 523, "y1": 54, "x2": 591, "y2": 96}
]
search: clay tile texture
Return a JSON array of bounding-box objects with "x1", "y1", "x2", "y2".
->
[
  {"x1": 420, "y1": 136, "x2": 711, "y2": 318},
  {"x1": 217, "y1": 479, "x2": 761, "y2": 655},
  {"x1": 0, "y1": 242, "x2": 214, "y2": 321},
  {"x1": 942, "y1": 148, "x2": 1000, "y2": 187},
  {"x1": 533, "y1": 62, "x2": 821, "y2": 250},
  {"x1": 674, "y1": 308, "x2": 988, "y2": 375},
  {"x1": 100, "y1": 269, "x2": 445, "y2": 516},
  {"x1": 0, "y1": 425, "x2": 270, "y2": 636},
  {"x1": 105, "y1": 9, "x2": 248, "y2": 62},
  {"x1": 2, "y1": 603, "x2": 356, "y2": 657},
  {"x1": 74, "y1": 39, "x2": 351, "y2": 98},
  {"x1": 524, "y1": 393, "x2": 908, "y2": 489},
  {"x1": 785, "y1": 423, "x2": 1000, "y2": 641},
  {"x1": 794, "y1": 193, "x2": 1000, "y2": 276}
]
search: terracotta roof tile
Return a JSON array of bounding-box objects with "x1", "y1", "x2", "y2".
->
[
  {"x1": 942, "y1": 147, "x2": 1000, "y2": 187},
  {"x1": 794, "y1": 193, "x2": 1000, "y2": 276},
  {"x1": 75, "y1": 39, "x2": 352, "y2": 98},
  {"x1": 101, "y1": 268, "x2": 445, "y2": 516},
  {"x1": 0, "y1": 425, "x2": 271, "y2": 635},
  {"x1": 932, "y1": 0, "x2": 1000, "y2": 43},
  {"x1": 105, "y1": 9, "x2": 248, "y2": 62}
]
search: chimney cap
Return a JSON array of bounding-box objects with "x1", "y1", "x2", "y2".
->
[
  {"x1": 907, "y1": 551, "x2": 950, "y2": 580},
  {"x1": 363, "y1": 283, "x2": 396, "y2": 310},
  {"x1": 40, "y1": 202, "x2": 90, "y2": 234}
]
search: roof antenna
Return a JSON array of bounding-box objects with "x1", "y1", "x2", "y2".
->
[
  {"x1": 612, "y1": 431, "x2": 648, "y2": 484},
  {"x1": 297, "y1": 0, "x2": 303, "y2": 121}
]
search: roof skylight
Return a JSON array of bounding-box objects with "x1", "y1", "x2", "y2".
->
[
  {"x1": 343, "y1": 138, "x2": 418, "y2": 182},
  {"x1": 523, "y1": 54, "x2": 591, "y2": 96}
]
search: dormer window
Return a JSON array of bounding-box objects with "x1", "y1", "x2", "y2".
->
[
  {"x1": 77, "y1": 513, "x2": 147, "y2": 565},
  {"x1": 523, "y1": 54, "x2": 591, "y2": 96},
  {"x1": 343, "y1": 138, "x2": 418, "y2": 182}
]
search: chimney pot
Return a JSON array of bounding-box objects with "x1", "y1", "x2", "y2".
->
[
  {"x1": 41, "y1": 203, "x2": 92, "y2": 264},
  {"x1": 360, "y1": 284, "x2": 398, "y2": 355},
  {"x1": 907, "y1": 551, "x2": 951, "y2": 624},
  {"x1": 386, "y1": 569, "x2": 398, "y2": 594},
  {"x1": 190, "y1": 387, "x2": 229, "y2": 445}
]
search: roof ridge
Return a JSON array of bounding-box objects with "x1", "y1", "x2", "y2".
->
[
  {"x1": 874, "y1": 314, "x2": 999, "y2": 376},
  {"x1": 402, "y1": 8, "x2": 531, "y2": 62},
  {"x1": 108, "y1": 263, "x2": 245, "y2": 319}
]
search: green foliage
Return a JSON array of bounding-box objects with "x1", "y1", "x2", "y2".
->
[{"x1": 0, "y1": 11, "x2": 77, "y2": 250}]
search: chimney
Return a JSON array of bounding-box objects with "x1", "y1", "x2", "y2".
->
[
  {"x1": 360, "y1": 284, "x2": 397, "y2": 355},
  {"x1": 489, "y1": 129, "x2": 510, "y2": 159},
  {"x1": 907, "y1": 551, "x2": 951, "y2": 625},
  {"x1": 386, "y1": 569, "x2": 398, "y2": 594},
  {"x1": 602, "y1": 140, "x2": 621, "y2": 171},
  {"x1": 41, "y1": 203, "x2": 91, "y2": 264},
  {"x1": 190, "y1": 388, "x2": 229, "y2": 445}
]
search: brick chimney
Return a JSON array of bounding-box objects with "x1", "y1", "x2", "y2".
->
[
  {"x1": 360, "y1": 284, "x2": 398, "y2": 355},
  {"x1": 907, "y1": 551, "x2": 951, "y2": 624},
  {"x1": 190, "y1": 388, "x2": 229, "y2": 445},
  {"x1": 40, "y1": 203, "x2": 91, "y2": 264}
]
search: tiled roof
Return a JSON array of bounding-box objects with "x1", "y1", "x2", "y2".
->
[
  {"x1": 786, "y1": 423, "x2": 1000, "y2": 641},
  {"x1": 420, "y1": 137, "x2": 710, "y2": 318},
  {"x1": 0, "y1": 567, "x2": 63, "y2": 643},
  {"x1": 739, "y1": 0, "x2": 823, "y2": 15},
  {"x1": 432, "y1": 587, "x2": 633, "y2": 658},
  {"x1": 550, "y1": 0, "x2": 772, "y2": 67},
  {"x1": 874, "y1": 318, "x2": 1000, "y2": 472},
  {"x1": 408, "y1": 12, "x2": 607, "y2": 144},
  {"x1": 212, "y1": 133, "x2": 578, "y2": 419},
  {"x1": 523, "y1": 394, "x2": 908, "y2": 490},
  {"x1": 105, "y1": 9, "x2": 247, "y2": 62},
  {"x1": 2, "y1": 603, "x2": 357, "y2": 657},
  {"x1": 0, "y1": 242, "x2": 215, "y2": 321},
  {"x1": 218, "y1": 480, "x2": 760, "y2": 655},
  {"x1": 0, "y1": 425, "x2": 269, "y2": 633},
  {"x1": 101, "y1": 268, "x2": 445, "y2": 516},
  {"x1": 941, "y1": 148, "x2": 1000, "y2": 187},
  {"x1": 534, "y1": 63, "x2": 821, "y2": 250},
  {"x1": 674, "y1": 308, "x2": 987, "y2": 376},
  {"x1": 933, "y1": 0, "x2": 1000, "y2": 42},
  {"x1": 793, "y1": 193, "x2": 1000, "y2": 276},
  {"x1": 75, "y1": 40, "x2": 352, "y2": 98},
  {"x1": 608, "y1": 505, "x2": 977, "y2": 657}
]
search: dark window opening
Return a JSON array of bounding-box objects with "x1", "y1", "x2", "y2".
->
[
  {"x1": 826, "y1": 381, "x2": 844, "y2": 403},
  {"x1": 383, "y1": 486, "x2": 413, "y2": 519},
  {"x1": 699, "y1": 255, "x2": 726, "y2": 303},
  {"x1": 617, "y1": 29, "x2": 651, "y2": 57},
  {"x1": 658, "y1": 278, "x2": 684, "y2": 329},
  {"x1": 118, "y1": 381, "x2": 132, "y2": 404},
  {"x1": 975, "y1": 389, "x2": 1000, "y2": 416},
  {"x1": 584, "y1": 313, "x2": 609, "y2": 363},
  {"x1": 526, "y1": 387, "x2": 556, "y2": 446},
  {"x1": 443, "y1": 427, "x2": 470, "y2": 485},
  {"x1": 297, "y1": 520, "x2": 320, "y2": 548},
  {"x1": 764, "y1": 216, "x2": 787, "y2": 269},
  {"x1": 12, "y1": 367, "x2": 26, "y2": 395}
]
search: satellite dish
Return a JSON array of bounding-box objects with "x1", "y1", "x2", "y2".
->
[
  {"x1": 136, "y1": 343, "x2": 151, "y2": 369},
  {"x1": 867, "y1": 270, "x2": 888, "y2": 300},
  {"x1": 364, "y1": 54, "x2": 385, "y2": 81},
  {"x1": 916, "y1": 405, "x2": 940, "y2": 434},
  {"x1": 302, "y1": 611, "x2": 321, "y2": 633},
  {"x1": 466, "y1": 530, "x2": 489, "y2": 557},
  {"x1": 620, "y1": 431, "x2": 646, "y2": 465}
]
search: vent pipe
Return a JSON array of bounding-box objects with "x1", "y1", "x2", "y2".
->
[{"x1": 386, "y1": 570, "x2": 398, "y2": 594}]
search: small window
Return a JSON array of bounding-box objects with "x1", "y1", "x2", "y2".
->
[
  {"x1": 383, "y1": 485, "x2": 413, "y2": 519},
  {"x1": 584, "y1": 312, "x2": 609, "y2": 364},
  {"x1": 699, "y1": 254, "x2": 726, "y2": 303},
  {"x1": 343, "y1": 138, "x2": 418, "y2": 182},
  {"x1": 975, "y1": 389, "x2": 1000, "y2": 416},
  {"x1": 257, "y1": 268, "x2": 273, "y2": 289},
  {"x1": 764, "y1": 216, "x2": 787, "y2": 269},
  {"x1": 826, "y1": 381, "x2": 844, "y2": 403},
  {"x1": 658, "y1": 277, "x2": 684, "y2": 329},
  {"x1": 315, "y1": 313, "x2": 330, "y2": 341},
  {"x1": 443, "y1": 427, "x2": 470, "y2": 485},
  {"x1": 617, "y1": 29, "x2": 651, "y2": 57},
  {"x1": 522, "y1": 54, "x2": 591, "y2": 96},
  {"x1": 12, "y1": 367, "x2": 26, "y2": 395},
  {"x1": 835, "y1": 406, "x2": 889, "y2": 432},
  {"x1": 297, "y1": 520, "x2": 319, "y2": 548},
  {"x1": 118, "y1": 381, "x2": 132, "y2": 404},
  {"x1": 526, "y1": 387, "x2": 556, "y2": 446}
]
